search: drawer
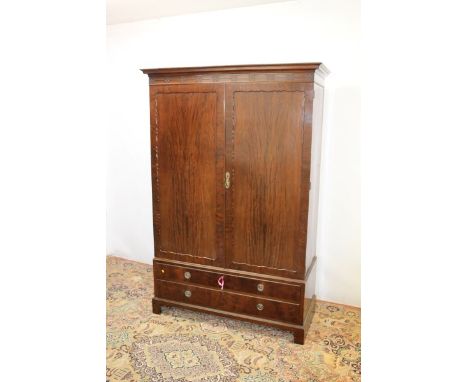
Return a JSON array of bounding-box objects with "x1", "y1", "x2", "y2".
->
[
  {"x1": 156, "y1": 280, "x2": 223, "y2": 310},
  {"x1": 223, "y1": 291, "x2": 302, "y2": 324},
  {"x1": 154, "y1": 262, "x2": 302, "y2": 302},
  {"x1": 156, "y1": 279, "x2": 301, "y2": 325}
]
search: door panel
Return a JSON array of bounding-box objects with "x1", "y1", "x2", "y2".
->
[
  {"x1": 150, "y1": 84, "x2": 225, "y2": 266},
  {"x1": 225, "y1": 83, "x2": 313, "y2": 278}
]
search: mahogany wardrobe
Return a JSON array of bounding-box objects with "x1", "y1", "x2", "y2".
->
[{"x1": 141, "y1": 63, "x2": 328, "y2": 344}]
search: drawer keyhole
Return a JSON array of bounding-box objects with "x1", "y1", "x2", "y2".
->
[
  {"x1": 256, "y1": 303, "x2": 264, "y2": 311},
  {"x1": 184, "y1": 290, "x2": 192, "y2": 298},
  {"x1": 184, "y1": 271, "x2": 191, "y2": 280}
]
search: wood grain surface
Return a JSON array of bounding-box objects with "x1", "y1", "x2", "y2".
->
[
  {"x1": 144, "y1": 64, "x2": 327, "y2": 344},
  {"x1": 151, "y1": 84, "x2": 225, "y2": 266},
  {"x1": 225, "y1": 82, "x2": 312, "y2": 278}
]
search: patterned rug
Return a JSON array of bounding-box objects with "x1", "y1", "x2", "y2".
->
[{"x1": 107, "y1": 256, "x2": 361, "y2": 382}]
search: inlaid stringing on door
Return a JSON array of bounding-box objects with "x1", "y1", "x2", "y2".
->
[{"x1": 225, "y1": 85, "x2": 310, "y2": 277}]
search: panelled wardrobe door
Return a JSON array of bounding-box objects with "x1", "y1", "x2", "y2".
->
[
  {"x1": 225, "y1": 82, "x2": 313, "y2": 279},
  {"x1": 150, "y1": 84, "x2": 225, "y2": 267}
]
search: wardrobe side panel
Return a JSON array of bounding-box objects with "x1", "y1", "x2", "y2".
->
[{"x1": 305, "y1": 82, "x2": 325, "y2": 281}]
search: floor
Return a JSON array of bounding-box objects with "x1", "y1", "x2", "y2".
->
[{"x1": 107, "y1": 256, "x2": 361, "y2": 382}]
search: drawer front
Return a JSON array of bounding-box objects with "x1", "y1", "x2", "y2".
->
[
  {"x1": 156, "y1": 279, "x2": 301, "y2": 325},
  {"x1": 223, "y1": 292, "x2": 302, "y2": 324},
  {"x1": 155, "y1": 262, "x2": 219, "y2": 289},
  {"x1": 156, "y1": 280, "x2": 223, "y2": 309},
  {"x1": 154, "y1": 262, "x2": 302, "y2": 302}
]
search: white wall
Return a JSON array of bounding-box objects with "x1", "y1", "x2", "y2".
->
[{"x1": 107, "y1": 0, "x2": 361, "y2": 306}]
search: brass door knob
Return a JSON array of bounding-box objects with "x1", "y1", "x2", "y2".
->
[
  {"x1": 184, "y1": 290, "x2": 192, "y2": 298},
  {"x1": 256, "y1": 303, "x2": 264, "y2": 311}
]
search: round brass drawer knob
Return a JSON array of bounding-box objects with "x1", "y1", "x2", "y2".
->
[
  {"x1": 256, "y1": 303, "x2": 264, "y2": 311},
  {"x1": 184, "y1": 271, "x2": 191, "y2": 280},
  {"x1": 257, "y1": 283, "x2": 264, "y2": 292},
  {"x1": 184, "y1": 290, "x2": 192, "y2": 298}
]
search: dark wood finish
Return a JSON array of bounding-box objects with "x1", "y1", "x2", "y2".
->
[
  {"x1": 156, "y1": 279, "x2": 223, "y2": 309},
  {"x1": 222, "y1": 287, "x2": 301, "y2": 324},
  {"x1": 148, "y1": 72, "x2": 313, "y2": 85},
  {"x1": 142, "y1": 63, "x2": 325, "y2": 75},
  {"x1": 156, "y1": 279, "x2": 301, "y2": 324},
  {"x1": 152, "y1": 299, "x2": 161, "y2": 314},
  {"x1": 297, "y1": 295, "x2": 317, "y2": 345},
  {"x1": 142, "y1": 63, "x2": 329, "y2": 86},
  {"x1": 154, "y1": 261, "x2": 302, "y2": 302},
  {"x1": 294, "y1": 329, "x2": 305, "y2": 345},
  {"x1": 153, "y1": 297, "x2": 310, "y2": 344},
  {"x1": 150, "y1": 84, "x2": 225, "y2": 267},
  {"x1": 154, "y1": 296, "x2": 304, "y2": 328},
  {"x1": 225, "y1": 82, "x2": 312, "y2": 279},
  {"x1": 143, "y1": 63, "x2": 328, "y2": 344},
  {"x1": 154, "y1": 257, "x2": 305, "y2": 284}
]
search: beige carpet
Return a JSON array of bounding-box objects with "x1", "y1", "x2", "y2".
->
[{"x1": 107, "y1": 256, "x2": 361, "y2": 381}]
